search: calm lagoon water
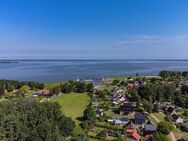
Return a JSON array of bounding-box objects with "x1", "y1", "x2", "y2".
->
[{"x1": 0, "y1": 60, "x2": 188, "y2": 82}]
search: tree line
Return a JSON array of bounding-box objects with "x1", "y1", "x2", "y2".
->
[
  {"x1": 60, "y1": 81, "x2": 94, "y2": 93},
  {"x1": 0, "y1": 100, "x2": 75, "y2": 141},
  {"x1": 0, "y1": 79, "x2": 44, "y2": 96},
  {"x1": 137, "y1": 82, "x2": 188, "y2": 112},
  {"x1": 159, "y1": 70, "x2": 188, "y2": 79}
]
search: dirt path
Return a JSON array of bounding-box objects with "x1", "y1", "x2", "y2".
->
[{"x1": 151, "y1": 113, "x2": 176, "y2": 141}]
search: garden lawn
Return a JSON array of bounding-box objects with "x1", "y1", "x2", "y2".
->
[
  {"x1": 153, "y1": 112, "x2": 165, "y2": 121},
  {"x1": 147, "y1": 115, "x2": 158, "y2": 126},
  {"x1": 44, "y1": 82, "x2": 62, "y2": 88},
  {"x1": 54, "y1": 93, "x2": 90, "y2": 124}
]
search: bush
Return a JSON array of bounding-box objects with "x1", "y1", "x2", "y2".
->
[
  {"x1": 96, "y1": 130, "x2": 107, "y2": 138},
  {"x1": 157, "y1": 121, "x2": 174, "y2": 135},
  {"x1": 152, "y1": 133, "x2": 170, "y2": 141}
]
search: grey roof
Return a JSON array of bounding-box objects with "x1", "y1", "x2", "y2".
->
[
  {"x1": 144, "y1": 120, "x2": 156, "y2": 131},
  {"x1": 145, "y1": 124, "x2": 156, "y2": 131},
  {"x1": 172, "y1": 114, "x2": 180, "y2": 120},
  {"x1": 167, "y1": 107, "x2": 175, "y2": 113}
]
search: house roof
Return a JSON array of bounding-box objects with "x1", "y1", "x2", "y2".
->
[
  {"x1": 121, "y1": 102, "x2": 133, "y2": 109},
  {"x1": 96, "y1": 109, "x2": 103, "y2": 115},
  {"x1": 145, "y1": 134, "x2": 152, "y2": 139},
  {"x1": 145, "y1": 124, "x2": 156, "y2": 131},
  {"x1": 112, "y1": 118, "x2": 129, "y2": 124},
  {"x1": 172, "y1": 114, "x2": 180, "y2": 121},
  {"x1": 125, "y1": 121, "x2": 135, "y2": 129},
  {"x1": 146, "y1": 120, "x2": 152, "y2": 125},
  {"x1": 167, "y1": 107, "x2": 175, "y2": 113},
  {"x1": 42, "y1": 89, "x2": 51, "y2": 94},
  {"x1": 130, "y1": 130, "x2": 141, "y2": 141},
  {"x1": 135, "y1": 113, "x2": 146, "y2": 120},
  {"x1": 144, "y1": 120, "x2": 156, "y2": 131}
]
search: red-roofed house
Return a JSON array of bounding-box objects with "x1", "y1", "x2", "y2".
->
[
  {"x1": 145, "y1": 134, "x2": 152, "y2": 141},
  {"x1": 124, "y1": 121, "x2": 141, "y2": 141},
  {"x1": 42, "y1": 89, "x2": 51, "y2": 95},
  {"x1": 127, "y1": 83, "x2": 135, "y2": 89}
]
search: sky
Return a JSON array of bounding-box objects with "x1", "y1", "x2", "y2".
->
[{"x1": 0, "y1": 0, "x2": 188, "y2": 59}]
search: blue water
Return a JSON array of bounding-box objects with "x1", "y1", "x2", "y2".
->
[{"x1": 0, "y1": 60, "x2": 188, "y2": 82}]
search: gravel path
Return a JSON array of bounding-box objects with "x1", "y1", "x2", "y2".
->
[{"x1": 151, "y1": 113, "x2": 176, "y2": 141}]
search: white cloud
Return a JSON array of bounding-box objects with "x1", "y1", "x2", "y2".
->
[{"x1": 117, "y1": 35, "x2": 188, "y2": 46}]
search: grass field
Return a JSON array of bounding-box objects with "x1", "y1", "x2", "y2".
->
[
  {"x1": 153, "y1": 112, "x2": 165, "y2": 121},
  {"x1": 147, "y1": 114, "x2": 158, "y2": 126},
  {"x1": 54, "y1": 93, "x2": 90, "y2": 123},
  {"x1": 44, "y1": 82, "x2": 62, "y2": 88},
  {"x1": 53, "y1": 93, "x2": 90, "y2": 133}
]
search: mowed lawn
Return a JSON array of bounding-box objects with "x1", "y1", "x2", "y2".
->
[
  {"x1": 153, "y1": 112, "x2": 165, "y2": 121},
  {"x1": 54, "y1": 93, "x2": 90, "y2": 124}
]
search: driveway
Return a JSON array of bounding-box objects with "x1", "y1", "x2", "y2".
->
[{"x1": 151, "y1": 113, "x2": 176, "y2": 141}]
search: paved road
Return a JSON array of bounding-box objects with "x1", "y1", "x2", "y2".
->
[{"x1": 151, "y1": 113, "x2": 176, "y2": 141}]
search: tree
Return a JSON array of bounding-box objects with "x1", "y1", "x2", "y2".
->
[
  {"x1": 112, "y1": 79, "x2": 120, "y2": 85},
  {"x1": 81, "y1": 120, "x2": 94, "y2": 130},
  {"x1": 164, "y1": 115, "x2": 172, "y2": 122},
  {"x1": 86, "y1": 83, "x2": 94, "y2": 93},
  {"x1": 0, "y1": 100, "x2": 75, "y2": 140},
  {"x1": 96, "y1": 130, "x2": 107, "y2": 138},
  {"x1": 153, "y1": 103, "x2": 160, "y2": 112},
  {"x1": 152, "y1": 133, "x2": 170, "y2": 141},
  {"x1": 182, "y1": 71, "x2": 188, "y2": 78},
  {"x1": 83, "y1": 104, "x2": 96, "y2": 122},
  {"x1": 164, "y1": 83, "x2": 176, "y2": 101},
  {"x1": 52, "y1": 86, "x2": 61, "y2": 94},
  {"x1": 19, "y1": 85, "x2": 30, "y2": 93},
  {"x1": 159, "y1": 71, "x2": 181, "y2": 79},
  {"x1": 17, "y1": 85, "x2": 30, "y2": 97},
  {"x1": 143, "y1": 99, "x2": 153, "y2": 113},
  {"x1": 96, "y1": 89, "x2": 110, "y2": 99},
  {"x1": 0, "y1": 83, "x2": 4, "y2": 96},
  {"x1": 157, "y1": 121, "x2": 174, "y2": 135},
  {"x1": 61, "y1": 82, "x2": 73, "y2": 93},
  {"x1": 113, "y1": 137, "x2": 128, "y2": 141},
  {"x1": 0, "y1": 115, "x2": 22, "y2": 141},
  {"x1": 138, "y1": 83, "x2": 165, "y2": 102},
  {"x1": 181, "y1": 85, "x2": 188, "y2": 94},
  {"x1": 72, "y1": 134, "x2": 89, "y2": 141}
]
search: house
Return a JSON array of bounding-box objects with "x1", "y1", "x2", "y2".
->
[
  {"x1": 119, "y1": 102, "x2": 134, "y2": 115},
  {"x1": 42, "y1": 89, "x2": 51, "y2": 95},
  {"x1": 129, "y1": 130, "x2": 141, "y2": 141},
  {"x1": 32, "y1": 92, "x2": 41, "y2": 97},
  {"x1": 84, "y1": 78, "x2": 104, "y2": 88},
  {"x1": 134, "y1": 81, "x2": 140, "y2": 87},
  {"x1": 112, "y1": 94, "x2": 126, "y2": 105},
  {"x1": 96, "y1": 109, "x2": 104, "y2": 117},
  {"x1": 108, "y1": 118, "x2": 129, "y2": 125},
  {"x1": 124, "y1": 121, "x2": 135, "y2": 131},
  {"x1": 143, "y1": 120, "x2": 156, "y2": 135},
  {"x1": 181, "y1": 121, "x2": 188, "y2": 132},
  {"x1": 127, "y1": 83, "x2": 135, "y2": 89},
  {"x1": 92, "y1": 102, "x2": 98, "y2": 108},
  {"x1": 119, "y1": 96, "x2": 126, "y2": 102},
  {"x1": 167, "y1": 106, "x2": 176, "y2": 115},
  {"x1": 172, "y1": 114, "x2": 183, "y2": 123},
  {"x1": 183, "y1": 80, "x2": 188, "y2": 85},
  {"x1": 134, "y1": 113, "x2": 146, "y2": 124},
  {"x1": 144, "y1": 134, "x2": 152, "y2": 141},
  {"x1": 124, "y1": 121, "x2": 141, "y2": 141}
]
